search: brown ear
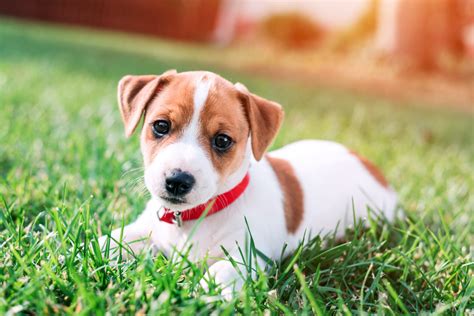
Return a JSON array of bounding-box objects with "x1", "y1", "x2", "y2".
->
[
  {"x1": 117, "y1": 69, "x2": 176, "y2": 137},
  {"x1": 237, "y1": 83, "x2": 284, "y2": 160}
]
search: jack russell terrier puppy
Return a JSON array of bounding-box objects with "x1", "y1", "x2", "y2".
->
[{"x1": 100, "y1": 70, "x2": 398, "y2": 297}]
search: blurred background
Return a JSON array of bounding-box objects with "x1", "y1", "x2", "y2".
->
[{"x1": 0, "y1": 0, "x2": 473, "y2": 110}]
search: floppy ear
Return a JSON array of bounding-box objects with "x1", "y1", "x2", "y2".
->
[
  {"x1": 236, "y1": 83, "x2": 284, "y2": 161},
  {"x1": 117, "y1": 69, "x2": 176, "y2": 137}
]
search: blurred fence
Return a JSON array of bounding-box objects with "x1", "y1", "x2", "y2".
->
[{"x1": 0, "y1": 0, "x2": 221, "y2": 41}]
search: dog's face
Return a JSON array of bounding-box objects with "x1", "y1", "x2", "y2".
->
[{"x1": 117, "y1": 70, "x2": 283, "y2": 211}]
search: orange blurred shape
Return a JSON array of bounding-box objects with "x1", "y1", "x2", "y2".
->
[{"x1": 378, "y1": 0, "x2": 473, "y2": 68}]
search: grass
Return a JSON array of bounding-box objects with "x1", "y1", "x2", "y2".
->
[{"x1": 0, "y1": 18, "x2": 473, "y2": 314}]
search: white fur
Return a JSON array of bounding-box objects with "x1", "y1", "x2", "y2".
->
[{"x1": 102, "y1": 79, "x2": 398, "y2": 299}]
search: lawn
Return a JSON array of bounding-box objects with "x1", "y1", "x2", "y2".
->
[{"x1": 0, "y1": 18, "x2": 473, "y2": 315}]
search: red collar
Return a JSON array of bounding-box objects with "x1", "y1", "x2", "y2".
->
[{"x1": 158, "y1": 173, "x2": 250, "y2": 226}]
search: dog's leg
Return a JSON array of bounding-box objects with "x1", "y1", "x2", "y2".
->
[
  {"x1": 201, "y1": 252, "x2": 266, "y2": 300},
  {"x1": 98, "y1": 211, "x2": 156, "y2": 259}
]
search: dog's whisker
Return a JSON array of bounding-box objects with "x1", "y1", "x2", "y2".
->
[{"x1": 121, "y1": 167, "x2": 145, "y2": 179}]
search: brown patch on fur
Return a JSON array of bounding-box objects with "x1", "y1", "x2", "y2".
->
[
  {"x1": 266, "y1": 156, "x2": 304, "y2": 234},
  {"x1": 237, "y1": 85, "x2": 284, "y2": 161},
  {"x1": 198, "y1": 78, "x2": 250, "y2": 179},
  {"x1": 117, "y1": 70, "x2": 177, "y2": 137},
  {"x1": 349, "y1": 150, "x2": 389, "y2": 188},
  {"x1": 140, "y1": 74, "x2": 197, "y2": 166}
]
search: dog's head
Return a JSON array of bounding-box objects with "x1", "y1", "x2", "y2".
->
[{"x1": 117, "y1": 70, "x2": 283, "y2": 211}]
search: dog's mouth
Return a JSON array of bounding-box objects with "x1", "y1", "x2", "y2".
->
[{"x1": 160, "y1": 196, "x2": 186, "y2": 205}]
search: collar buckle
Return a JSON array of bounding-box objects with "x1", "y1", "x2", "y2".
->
[{"x1": 172, "y1": 211, "x2": 183, "y2": 227}]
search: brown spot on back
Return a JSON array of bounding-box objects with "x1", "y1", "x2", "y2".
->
[
  {"x1": 267, "y1": 156, "x2": 304, "y2": 234},
  {"x1": 349, "y1": 150, "x2": 389, "y2": 188}
]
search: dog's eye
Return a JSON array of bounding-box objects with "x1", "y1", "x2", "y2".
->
[
  {"x1": 152, "y1": 120, "x2": 170, "y2": 138},
  {"x1": 213, "y1": 134, "x2": 233, "y2": 152}
]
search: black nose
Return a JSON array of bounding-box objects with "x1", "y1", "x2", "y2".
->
[{"x1": 165, "y1": 169, "x2": 195, "y2": 196}]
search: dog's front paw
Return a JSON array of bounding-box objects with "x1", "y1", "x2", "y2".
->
[
  {"x1": 96, "y1": 235, "x2": 118, "y2": 260},
  {"x1": 97, "y1": 235, "x2": 108, "y2": 250},
  {"x1": 200, "y1": 260, "x2": 243, "y2": 301},
  {"x1": 97, "y1": 234, "x2": 121, "y2": 252},
  {"x1": 199, "y1": 276, "x2": 237, "y2": 301}
]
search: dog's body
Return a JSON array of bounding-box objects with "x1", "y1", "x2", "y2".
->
[{"x1": 101, "y1": 70, "x2": 397, "y2": 296}]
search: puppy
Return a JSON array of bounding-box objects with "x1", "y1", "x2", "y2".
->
[{"x1": 100, "y1": 70, "x2": 398, "y2": 297}]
